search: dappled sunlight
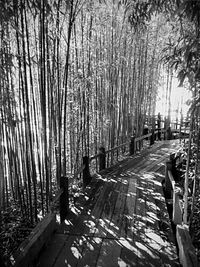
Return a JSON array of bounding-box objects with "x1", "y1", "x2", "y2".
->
[
  {"x1": 149, "y1": 153, "x2": 161, "y2": 158},
  {"x1": 127, "y1": 192, "x2": 137, "y2": 197},
  {"x1": 155, "y1": 172, "x2": 165, "y2": 178},
  {"x1": 110, "y1": 178, "x2": 117, "y2": 183},
  {"x1": 151, "y1": 179, "x2": 162, "y2": 187},
  {"x1": 145, "y1": 231, "x2": 166, "y2": 247},
  {"x1": 64, "y1": 219, "x2": 73, "y2": 226},
  {"x1": 135, "y1": 242, "x2": 157, "y2": 258},
  {"x1": 79, "y1": 236, "x2": 95, "y2": 251},
  {"x1": 64, "y1": 259, "x2": 72, "y2": 267},
  {"x1": 83, "y1": 220, "x2": 97, "y2": 234},
  {"x1": 137, "y1": 198, "x2": 145, "y2": 204},
  {"x1": 148, "y1": 156, "x2": 161, "y2": 161},
  {"x1": 39, "y1": 141, "x2": 180, "y2": 267},
  {"x1": 71, "y1": 246, "x2": 82, "y2": 259},
  {"x1": 118, "y1": 258, "x2": 130, "y2": 267},
  {"x1": 71, "y1": 206, "x2": 82, "y2": 215},
  {"x1": 146, "y1": 202, "x2": 158, "y2": 212},
  {"x1": 142, "y1": 173, "x2": 155, "y2": 180},
  {"x1": 144, "y1": 188, "x2": 154, "y2": 194},
  {"x1": 146, "y1": 211, "x2": 159, "y2": 221},
  {"x1": 118, "y1": 239, "x2": 138, "y2": 253}
]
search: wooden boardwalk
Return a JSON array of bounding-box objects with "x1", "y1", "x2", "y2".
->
[{"x1": 37, "y1": 140, "x2": 180, "y2": 267}]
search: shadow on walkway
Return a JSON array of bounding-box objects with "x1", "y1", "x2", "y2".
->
[{"x1": 37, "y1": 140, "x2": 180, "y2": 267}]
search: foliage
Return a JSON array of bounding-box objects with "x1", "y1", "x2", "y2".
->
[
  {"x1": 0, "y1": 0, "x2": 163, "y2": 253},
  {"x1": 2, "y1": 0, "x2": 200, "y2": 264}
]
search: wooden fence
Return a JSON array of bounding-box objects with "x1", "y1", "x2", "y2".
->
[
  {"x1": 165, "y1": 158, "x2": 198, "y2": 267},
  {"x1": 51, "y1": 127, "x2": 168, "y2": 223},
  {"x1": 50, "y1": 120, "x2": 188, "y2": 224}
]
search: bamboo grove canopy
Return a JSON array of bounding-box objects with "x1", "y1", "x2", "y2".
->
[{"x1": 0, "y1": 0, "x2": 199, "y2": 234}]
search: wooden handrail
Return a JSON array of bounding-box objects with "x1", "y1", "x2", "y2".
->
[
  {"x1": 168, "y1": 170, "x2": 175, "y2": 190},
  {"x1": 90, "y1": 128, "x2": 166, "y2": 162},
  {"x1": 135, "y1": 132, "x2": 152, "y2": 142},
  {"x1": 105, "y1": 141, "x2": 129, "y2": 154},
  {"x1": 90, "y1": 141, "x2": 129, "y2": 161}
]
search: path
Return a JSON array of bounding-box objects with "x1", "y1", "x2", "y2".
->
[{"x1": 37, "y1": 140, "x2": 180, "y2": 267}]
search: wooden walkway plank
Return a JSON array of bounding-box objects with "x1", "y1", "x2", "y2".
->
[
  {"x1": 75, "y1": 175, "x2": 121, "y2": 265},
  {"x1": 95, "y1": 238, "x2": 122, "y2": 267},
  {"x1": 53, "y1": 234, "x2": 84, "y2": 267},
  {"x1": 93, "y1": 179, "x2": 119, "y2": 238},
  {"x1": 37, "y1": 234, "x2": 67, "y2": 267},
  {"x1": 76, "y1": 236, "x2": 103, "y2": 267},
  {"x1": 124, "y1": 178, "x2": 137, "y2": 240},
  {"x1": 106, "y1": 176, "x2": 129, "y2": 239}
]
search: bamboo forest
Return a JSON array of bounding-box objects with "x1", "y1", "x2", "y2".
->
[{"x1": 1, "y1": 0, "x2": 200, "y2": 266}]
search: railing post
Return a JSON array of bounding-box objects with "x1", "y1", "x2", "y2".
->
[
  {"x1": 164, "y1": 117, "x2": 167, "y2": 140},
  {"x1": 165, "y1": 154, "x2": 177, "y2": 199},
  {"x1": 83, "y1": 156, "x2": 91, "y2": 187},
  {"x1": 129, "y1": 135, "x2": 135, "y2": 155},
  {"x1": 158, "y1": 128, "x2": 161, "y2": 141},
  {"x1": 60, "y1": 176, "x2": 69, "y2": 223},
  {"x1": 165, "y1": 161, "x2": 173, "y2": 199},
  {"x1": 166, "y1": 126, "x2": 172, "y2": 140},
  {"x1": 99, "y1": 146, "x2": 106, "y2": 171},
  {"x1": 150, "y1": 129, "x2": 155, "y2": 146}
]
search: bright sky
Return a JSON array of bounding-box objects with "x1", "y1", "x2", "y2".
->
[{"x1": 156, "y1": 76, "x2": 192, "y2": 121}]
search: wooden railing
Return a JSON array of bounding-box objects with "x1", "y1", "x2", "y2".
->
[
  {"x1": 165, "y1": 159, "x2": 198, "y2": 267},
  {"x1": 51, "y1": 126, "x2": 180, "y2": 223}
]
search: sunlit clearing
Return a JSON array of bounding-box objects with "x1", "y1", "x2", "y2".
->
[
  {"x1": 156, "y1": 75, "x2": 192, "y2": 119},
  {"x1": 71, "y1": 246, "x2": 82, "y2": 259}
]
